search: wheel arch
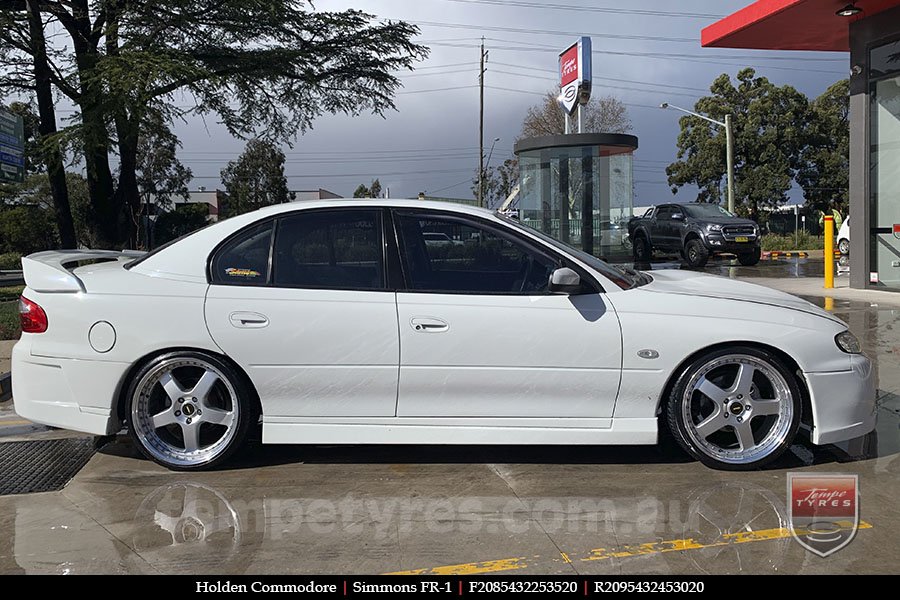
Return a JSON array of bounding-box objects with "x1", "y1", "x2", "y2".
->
[
  {"x1": 656, "y1": 340, "x2": 812, "y2": 429},
  {"x1": 115, "y1": 346, "x2": 262, "y2": 427}
]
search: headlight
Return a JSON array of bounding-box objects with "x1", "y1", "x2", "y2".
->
[
  {"x1": 835, "y1": 330, "x2": 861, "y2": 354},
  {"x1": 707, "y1": 224, "x2": 722, "y2": 232}
]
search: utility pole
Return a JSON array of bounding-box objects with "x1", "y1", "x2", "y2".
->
[
  {"x1": 724, "y1": 114, "x2": 735, "y2": 214},
  {"x1": 478, "y1": 38, "x2": 487, "y2": 208}
]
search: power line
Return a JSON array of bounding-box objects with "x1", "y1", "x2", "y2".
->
[
  {"x1": 489, "y1": 69, "x2": 703, "y2": 98},
  {"x1": 190, "y1": 167, "x2": 477, "y2": 179},
  {"x1": 410, "y1": 20, "x2": 699, "y2": 43},
  {"x1": 430, "y1": 0, "x2": 725, "y2": 19}
]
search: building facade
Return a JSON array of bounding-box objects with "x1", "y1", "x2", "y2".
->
[{"x1": 703, "y1": 0, "x2": 900, "y2": 291}]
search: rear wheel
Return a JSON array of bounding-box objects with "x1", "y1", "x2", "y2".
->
[
  {"x1": 127, "y1": 351, "x2": 255, "y2": 471},
  {"x1": 737, "y1": 246, "x2": 761, "y2": 266},
  {"x1": 632, "y1": 234, "x2": 651, "y2": 262},
  {"x1": 666, "y1": 346, "x2": 802, "y2": 470},
  {"x1": 838, "y1": 238, "x2": 850, "y2": 255},
  {"x1": 684, "y1": 238, "x2": 709, "y2": 268}
]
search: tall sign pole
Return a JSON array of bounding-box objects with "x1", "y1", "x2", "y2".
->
[{"x1": 558, "y1": 37, "x2": 592, "y2": 133}]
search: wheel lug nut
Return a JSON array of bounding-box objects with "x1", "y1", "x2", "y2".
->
[
  {"x1": 723, "y1": 413, "x2": 729, "y2": 419},
  {"x1": 178, "y1": 398, "x2": 184, "y2": 403},
  {"x1": 737, "y1": 394, "x2": 743, "y2": 400},
  {"x1": 175, "y1": 411, "x2": 181, "y2": 417},
  {"x1": 197, "y1": 411, "x2": 202, "y2": 415},
  {"x1": 186, "y1": 418, "x2": 192, "y2": 424},
  {"x1": 745, "y1": 404, "x2": 752, "y2": 411},
  {"x1": 192, "y1": 397, "x2": 198, "y2": 403},
  {"x1": 736, "y1": 416, "x2": 743, "y2": 422}
]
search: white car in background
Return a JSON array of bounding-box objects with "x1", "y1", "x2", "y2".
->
[
  {"x1": 13, "y1": 200, "x2": 875, "y2": 471},
  {"x1": 838, "y1": 216, "x2": 851, "y2": 255}
]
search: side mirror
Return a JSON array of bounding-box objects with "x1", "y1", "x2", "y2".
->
[
  {"x1": 671, "y1": 212, "x2": 684, "y2": 220},
  {"x1": 548, "y1": 266, "x2": 581, "y2": 294}
]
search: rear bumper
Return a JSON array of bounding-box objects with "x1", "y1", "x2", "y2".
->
[
  {"x1": 12, "y1": 339, "x2": 128, "y2": 436},
  {"x1": 805, "y1": 354, "x2": 877, "y2": 445}
]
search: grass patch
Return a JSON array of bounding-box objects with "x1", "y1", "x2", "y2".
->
[
  {"x1": 0, "y1": 285, "x2": 24, "y2": 302},
  {"x1": 761, "y1": 232, "x2": 827, "y2": 251},
  {"x1": 0, "y1": 301, "x2": 19, "y2": 340}
]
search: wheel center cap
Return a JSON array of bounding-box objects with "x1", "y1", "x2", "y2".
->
[
  {"x1": 182, "y1": 403, "x2": 196, "y2": 416},
  {"x1": 728, "y1": 401, "x2": 744, "y2": 416}
]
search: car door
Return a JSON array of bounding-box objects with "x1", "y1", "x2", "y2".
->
[
  {"x1": 653, "y1": 206, "x2": 674, "y2": 250},
  {"x1": 204, "y1": 208, "x2": 399, "y2": 417},
  {"x1": 392, "y1": 209, "x2": 622, "y2": 418}
]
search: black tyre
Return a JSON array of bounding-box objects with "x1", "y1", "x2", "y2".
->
[
  {"x1": 684, "y1": 238, "x2": 709, "y2": 268},
  {"x1": 632, "y1": 234, "x2": 651, "y2": 261},
  {"x1": 737, "y1": 246, "x2": 761, "y2": 266},
  {"x1": 665, "y1": 346, "x2": 802, "y2": 470},
  {"x1": 126, "y1": 351, "x2": 256, "y2": 471}
]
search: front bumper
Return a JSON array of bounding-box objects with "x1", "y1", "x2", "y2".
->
[
  {"x1": 12, "y1": 339, "x2": 127, "y2": 436},
  {"x1": 804, "y1": 354, "x2": 877, "y2": 445},
  {"x1": 705, "y1": 233, "x2": 759, "y2": 254}
]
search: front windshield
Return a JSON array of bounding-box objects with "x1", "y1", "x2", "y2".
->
[
  {"x1": 498, "y1": 214, "x2": 641, "y2": 290},
  {"x1": 681, "y1": 204, "x2": 735, "y2": 219}
]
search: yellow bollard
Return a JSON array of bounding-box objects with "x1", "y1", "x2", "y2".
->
[{"x1": 824, "y1": 215, "x2": 834, "y2": 289}]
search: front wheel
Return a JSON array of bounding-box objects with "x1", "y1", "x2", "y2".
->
[
  {"x1": 683, "y1": 239, "x2": 709, "y2": 268},
  {"x1": 632, "y1": 234, "x2": 651, "y2": 261},
  {"x1": 838, "y1": 239, "x2": 850, "y2": 255},
  {"x1": 737, "y1": 246, "x2": 761, "y2": 266},
  {"x1": 665, "y1": 346, "x2": 802, "y2": 470},
  {"x1": 127, "y1": 351, "x2": 255, "y2": 471}
]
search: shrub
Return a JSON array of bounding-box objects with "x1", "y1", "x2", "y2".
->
[
  {"x1": 761, "y1": 231, "x2": 827, "y2": 251},
  {"x1": 0, "y1": 301, "x2": 19, "y2": 340},
  {"x1": 0, "y1": 252, "x2": 22, "y2": 270}
]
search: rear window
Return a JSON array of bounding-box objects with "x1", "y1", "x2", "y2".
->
[{"x1": 209, "y1": 221, "x2": 273, "y2": 285}]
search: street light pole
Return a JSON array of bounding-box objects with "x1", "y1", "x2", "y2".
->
[
  {"x1": 661, "y1": 103, "x2": 735, "y2": 213},
  {"x1": 482, "y1": 137, "x2": 501, "y2": 209}
]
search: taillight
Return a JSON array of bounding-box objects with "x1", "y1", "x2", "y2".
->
[{"x1": 19, "y1": 296, "x2": 48, "y2": 333}]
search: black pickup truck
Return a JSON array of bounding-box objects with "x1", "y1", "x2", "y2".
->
[{"x1": 628, "y1": 203, "x2": 761, "y2": 267}]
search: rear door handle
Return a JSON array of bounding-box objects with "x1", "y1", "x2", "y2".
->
[
  {"x1": 229, "y1": 311, "x2": 269, "y2": 328},
  {"x1": 410, "y1": 317, "x2": 449, "y2": 333}
]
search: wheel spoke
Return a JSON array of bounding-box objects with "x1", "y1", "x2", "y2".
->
[
  {"x1": 181, "y1": 423, "x2": 201, "y2": 452},
  {"x1": 731, "y1": 364, "x2": 755, "y2": 396},
  {"x1": 695, "y1": 376, "x2": 729, "y2": 403},
  {"x1": 734, "y1": 421, "x2": 755, "y2": 451},
  {"x1": 201, "y1": 406, "x2": 234, "y2": 427},
  {"x1": 159, "y1": 371, "x2": 187, "y2": 402},
  {"x1": 695, "y1": 411, "x2": 727, "y2": 439},
  {"x1": 151, "y1": 409, "x2": 177, "y2": 429},
  {"x1": 752, "y1": 399, "x2": 781, "y2": 416},
  {"x1": 190, "y1": 370, "x2": 220, "y2": 402}
]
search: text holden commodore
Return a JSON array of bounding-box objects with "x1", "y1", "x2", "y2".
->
[{"x1": 13, "y1": 200, "x2": 875, "y2": 471}]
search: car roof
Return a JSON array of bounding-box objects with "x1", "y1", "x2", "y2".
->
[{"x1": 251, "y1": 198, "x2": 492, "y2": 218}]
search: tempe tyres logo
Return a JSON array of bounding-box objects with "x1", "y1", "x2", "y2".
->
[{"x1": 787, "y1": 473, "x2": 859, "y2": 557}]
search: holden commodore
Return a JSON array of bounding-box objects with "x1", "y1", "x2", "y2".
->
[{"x1": 13, "y1": 200, "x2": 875, "y2": 471}]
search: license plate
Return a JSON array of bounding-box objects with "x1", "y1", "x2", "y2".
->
[{"x1": 735, "y1": 236, "x2": 749, "y2": 242}]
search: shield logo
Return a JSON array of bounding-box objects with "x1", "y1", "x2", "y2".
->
[{"x1": 787, "y1": 473, "x2": 859, "y2": 557}]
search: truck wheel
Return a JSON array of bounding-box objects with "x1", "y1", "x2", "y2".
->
[
  {"x1": 633, "y1": 234, "x2": 651, "y2": 262},
  {"x1": 684, "y1": 239, "x2": 709, "y2": 268},
  {"x1": 738, "y1": 247, "x2": 761, "y2": 266}
]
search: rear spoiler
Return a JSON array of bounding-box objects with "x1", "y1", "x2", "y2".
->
[{"x1": 21, "y1": 249, "x2": 145, "y2": 293}]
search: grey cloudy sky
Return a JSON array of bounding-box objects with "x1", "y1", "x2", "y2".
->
[{"x1": 171, "y1": 0, "x2": 849, "y2": 205}]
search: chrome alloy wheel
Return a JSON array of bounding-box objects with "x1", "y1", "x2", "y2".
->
[
  {"x1": 680, "y1": 354, "x2": 794, "y2": 465},
  {"x1": 131, "y1": 356, "x2": 239, "y2": 468}
]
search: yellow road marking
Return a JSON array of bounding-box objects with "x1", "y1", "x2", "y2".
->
[
  {"x1": 388, "y1": 521, "x2": 872, "y2": 575},
  {"x1": 0, "y1": 419, "x2": 32, "y2": 427}
]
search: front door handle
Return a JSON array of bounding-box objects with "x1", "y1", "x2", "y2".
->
[
  {"x1": 410, "y1": 317, "x2": 449, "y2": 333},
  {"x1": 229, "y1": 311, "x2": 269, "y2": 328}
]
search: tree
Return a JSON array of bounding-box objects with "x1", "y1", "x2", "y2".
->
[
  {"x1": 220, "y1": 140, "x2": 294, "y2": 217},
  {"x1": 520, "y1": 92, "x2": 632, "y2": 138},
  {"x1": 0, "y1": 2, "x2": 427, "y2": 248},
  {"x1": 134, "y1": 112, "x2": 192, "y2": 248},
  {"x1": 154, "y1": 203, "x2": 209, "y2": 246},
  {"x1": 473, "y1": 158, "x2": 519, "y2": 210},
  {"x1": 353, "y1": 178, "x2": 382, "y2": 198},
  {"x1": 666, "y1": 68, "x2": 809, "y2": 220},
  {"x1": 797, "y1": 80, "x2": 849, "y2": 215}
]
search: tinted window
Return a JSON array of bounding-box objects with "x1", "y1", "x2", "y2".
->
[
  {"x1": 210, "y1": 221, "x2": 273, "y2": 285},
  {"x1": 397, "y1": 213, "x2": 556, "y2": 294},
  {"x1": 656, "y1": 207, "x2": 672, "y2": 219},
  {"x1": 871, "y1": 39, "x2": 900, "y2": 80},
  {"x1": 273, "y1": 210, "x2": 384, "y2": 290}
]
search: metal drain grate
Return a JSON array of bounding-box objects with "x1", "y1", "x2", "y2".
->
[{"x1": 0, "y1": 438, "x2": 97, "y2": 496}]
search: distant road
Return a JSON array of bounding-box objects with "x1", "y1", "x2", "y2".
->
[{"x1": 0, "y1": 272, "x2": 24, "y2": 287}]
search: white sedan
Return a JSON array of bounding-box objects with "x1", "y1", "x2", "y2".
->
[{"x1": 13, "y1": 200, "x2": 875, "y2": 471}]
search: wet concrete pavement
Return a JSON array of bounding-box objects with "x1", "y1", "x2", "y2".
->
[{"x1": 0, "y1": 259, "x2": 898, "y2": 575}]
